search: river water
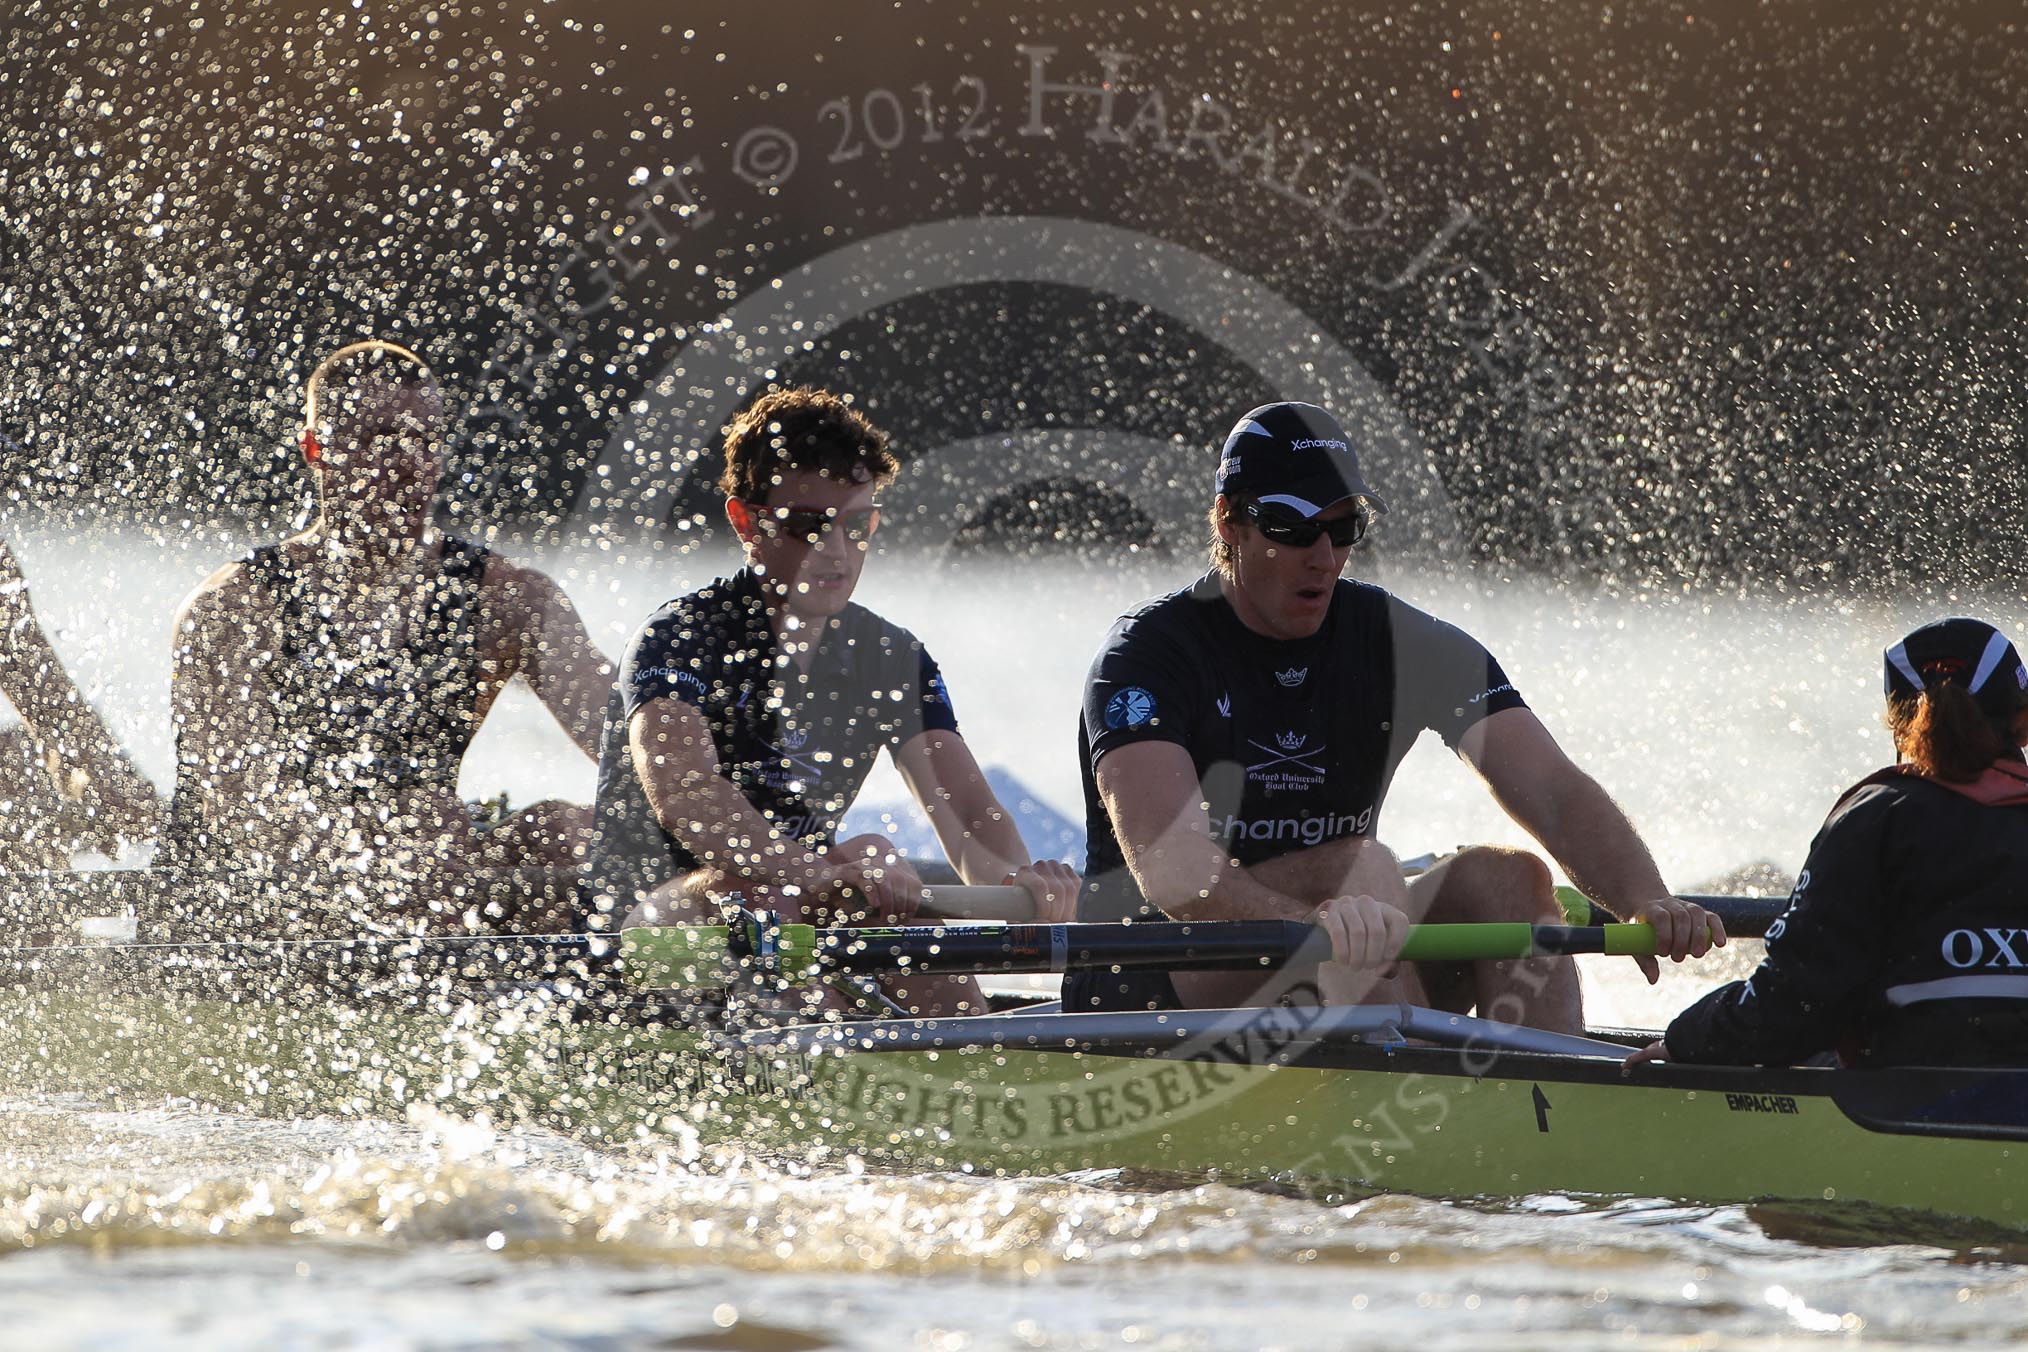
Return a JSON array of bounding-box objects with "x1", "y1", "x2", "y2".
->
[{"x1": 5, "y1": 523, "x2": 2026, "y2": 1347}]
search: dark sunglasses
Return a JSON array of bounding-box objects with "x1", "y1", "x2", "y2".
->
[
  {"x1": 1244, "y1": 499, "x2": 1369, "y2": 548},
  {"x1": 746, "y1": 502, "x2": 882, "y2": 545}
]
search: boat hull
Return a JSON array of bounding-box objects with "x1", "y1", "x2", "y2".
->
[{"x1": 1, "y1": 941, "x2": 2022, "y2": 1226}]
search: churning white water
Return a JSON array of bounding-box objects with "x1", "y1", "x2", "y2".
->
[{"x1": 4, "y1": 523, "x2": 2024, "y2": 1349}]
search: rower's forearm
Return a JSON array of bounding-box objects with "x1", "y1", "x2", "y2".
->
[
  {"x1": 946, "y1": 817, "x2": 1032, "y2": 885},
  {"x1": 1130, "y1": 841, "x2": 1315, "y2": 925},
  {"x1": 1539, "y1": 779, "x2": 1671, "y2": 916},
  {"x1": 650, "y1": 774, "x2": 839, "y2": 908},
  {"x1": 552, "y1": 674, "x2": 613, "y2": 760},
  {"x1": 524, "y1": 658, "x2": 609, "y2": 760},
  {"x1": 1, "y1": 634, "x2": 121, "y2": 763},
  {"x1": 737, "y1": 847, "x2": 842, "y2": 918}
]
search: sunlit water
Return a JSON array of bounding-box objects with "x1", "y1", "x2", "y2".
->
[{"x1": 5, "y1": 523, "x2": 2027, "y2": 1346}]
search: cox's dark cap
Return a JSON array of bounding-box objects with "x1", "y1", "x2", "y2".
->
[
  {"x1": 1884, "y1": 617, "x2": 2028, "y2": 712},
  {"x1": 1213, "y1": 401, "x2": 1388, "y2": 518}
]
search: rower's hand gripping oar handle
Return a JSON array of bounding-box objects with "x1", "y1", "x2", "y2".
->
[{"x1": 1553, "y1": 885, "x2": 1782, "y2": 938}]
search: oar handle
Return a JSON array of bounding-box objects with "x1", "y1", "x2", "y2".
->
[
  {"x1": 621, "y1": 918, "x2": 1663, "y2": 987},
  {"x1": 1398, "y1": 922, "x2": 1655, "y2": 962},
  {"x1": 934, "y1": 883, "x2": 1784, "y2": 935},
  {"x1": 918, "y1": 884, "x2": 1034, "y2": 922},
  {"x1": 1554, "y1": 885, "x2": 1785, "y2": 937}
]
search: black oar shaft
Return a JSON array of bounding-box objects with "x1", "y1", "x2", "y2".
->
[
  {"x1": 622, "y1": 918, "x2": 1675, "y2": 987},
  {"x1": 809, "y1": 920, "x2": 1332, "y2": 976}
]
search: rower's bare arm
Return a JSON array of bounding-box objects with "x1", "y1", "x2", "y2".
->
[
  {"x1": 890, "y1": 730, "x2": 1080, "y2": 921},
  {"x1": 170, "y1": 567, "x2": 284, "y2": 818},
  {"x1": 1458, "y1": 706, "x2": 1722, "y2": 968},
  {"x1": 892, "y1": 731, "x2": 1032, "y2": 880},
  {"x1": 0, "y1": 540, "x2": 158, "y2": 835},
  {"x1": 1094, "y1": 740, "x2": 1313, "y2": 924},
  {"x1": 493, "y1": 560, "x2": 613, "y2": 760},
  {"x1": 627, "y1": 696, "x2": 839, "y2": 914}
]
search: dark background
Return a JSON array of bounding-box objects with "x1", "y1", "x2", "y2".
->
[{"x1": 2, "y1": 0, "x2": 2023, "y2": 590}]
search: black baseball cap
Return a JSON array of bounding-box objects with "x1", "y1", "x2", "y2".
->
[
  {"x1": 1884, "y1": 617, "x2": 2028, "y2": 714},
  {"x1": 1213, "y1": 402, "x2": 1388, "y2": 518}
]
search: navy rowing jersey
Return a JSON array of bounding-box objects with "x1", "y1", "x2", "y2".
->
[
  {"x1": 583, "y1": 568, "x2": 958, "y2": 923},
  {"x1": 1078, "y1": 572, "x2": 1527, "y2": 925}
]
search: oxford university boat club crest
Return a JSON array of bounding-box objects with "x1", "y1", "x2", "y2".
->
[
  {"x1": 755, "y1": 721, "x2": 825, "y2": 793},
  {"x1": 1274, "y1": 666, "x2": 1308, "y2": 687},
  {"x1": 1245, "y1": 730, "x2": 1328, "y2": 792}
]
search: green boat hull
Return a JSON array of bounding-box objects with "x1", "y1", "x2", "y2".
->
[
  {"x1": 708, "y1": 1012, "x2": 2028, "y2": 1226},
  {"x1": 1, "y1": 949, "x2": 2021, "y2": 1228}
]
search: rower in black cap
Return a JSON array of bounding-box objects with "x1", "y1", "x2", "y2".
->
[
  {"x1": 1071, "y1": 400, "x2": 1722, "y2": 1031},
  {"x1": 1635, "y1": 617, "x2": 2028, "y2": 1067}
]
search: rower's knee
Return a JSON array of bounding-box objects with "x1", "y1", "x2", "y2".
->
[
  {"x1": 1255, "y1": 835, "x2": 1405, "y2": 905},
  {"x1": 479, "y1": 799, "x2": 592, "y2": 867},
  {"x1": 1427, "y1": 846, "x2": 1554, "y2": 924},
  {"x1": 1327, "y1": 834, "x2": 1401, "y2": 878}
]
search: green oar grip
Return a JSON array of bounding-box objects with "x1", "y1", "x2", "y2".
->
[
  {"x1": 624, "y1": 922, "x2": 824, "y2": 987},
  {"x1": 1602, "y1": 924, "x2": 1659, "y2": 957},
  {"x1": 1395, "y1": 922, "x2": 1658, "y2": 962}
]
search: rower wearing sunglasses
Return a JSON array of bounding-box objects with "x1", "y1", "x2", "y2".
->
[
  {"x1": 1070, "y1": 401, "x2": 1720, "y2": 1030},
  {"x1": 583, "y1": 387, "x2": 1080, "y2": 1015}
]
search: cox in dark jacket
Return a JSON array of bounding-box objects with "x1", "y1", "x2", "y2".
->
[{"x1": 1631, "y1": 617, "x2": 2028, "y2": 1069}]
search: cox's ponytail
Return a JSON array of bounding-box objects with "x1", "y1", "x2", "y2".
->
[{"x1": 1886, "y1": 682, "x2": 2019, "y2": 782}]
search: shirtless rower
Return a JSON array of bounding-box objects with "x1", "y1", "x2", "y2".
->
[
  {"x1": 582, "y1": 386, "x2": 1079, "y2": 1015},
  {"x1": 167, "y1": 341, "x2": 612, "y2": 926},
  {"x1": 0, "y1": 537, "x2": 159, "y2": 867},
  {"x1": 1070, "y1": 401, "x2": 1721, "y2": 1031}
]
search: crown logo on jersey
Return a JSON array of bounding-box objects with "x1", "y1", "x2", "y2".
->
[
  {"x1": 1275, "y1": 666, "x2": 1308, "y2": 687},
  {"x1": 781, "y1": 727, "x2": 809, "y2": 752},
  {"x1": 1275, "y1": 729, "x2": 1306, "y2": 752}
]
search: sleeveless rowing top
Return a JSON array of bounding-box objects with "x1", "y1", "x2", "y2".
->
[{"x1": 165, "y1": 536, "x2": 493, "y2": 866}]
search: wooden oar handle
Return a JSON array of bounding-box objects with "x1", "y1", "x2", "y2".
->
[{"x1": 918, "y1": 884, "x2": 1035, "y2": 922}]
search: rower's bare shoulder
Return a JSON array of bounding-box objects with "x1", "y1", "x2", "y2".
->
[
  {"x1": 476, "y1": 552, "x2": 593, "y2": 642},
  {"x1": 460, "y1": 550, "x2": 582, "y2": 669}
]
